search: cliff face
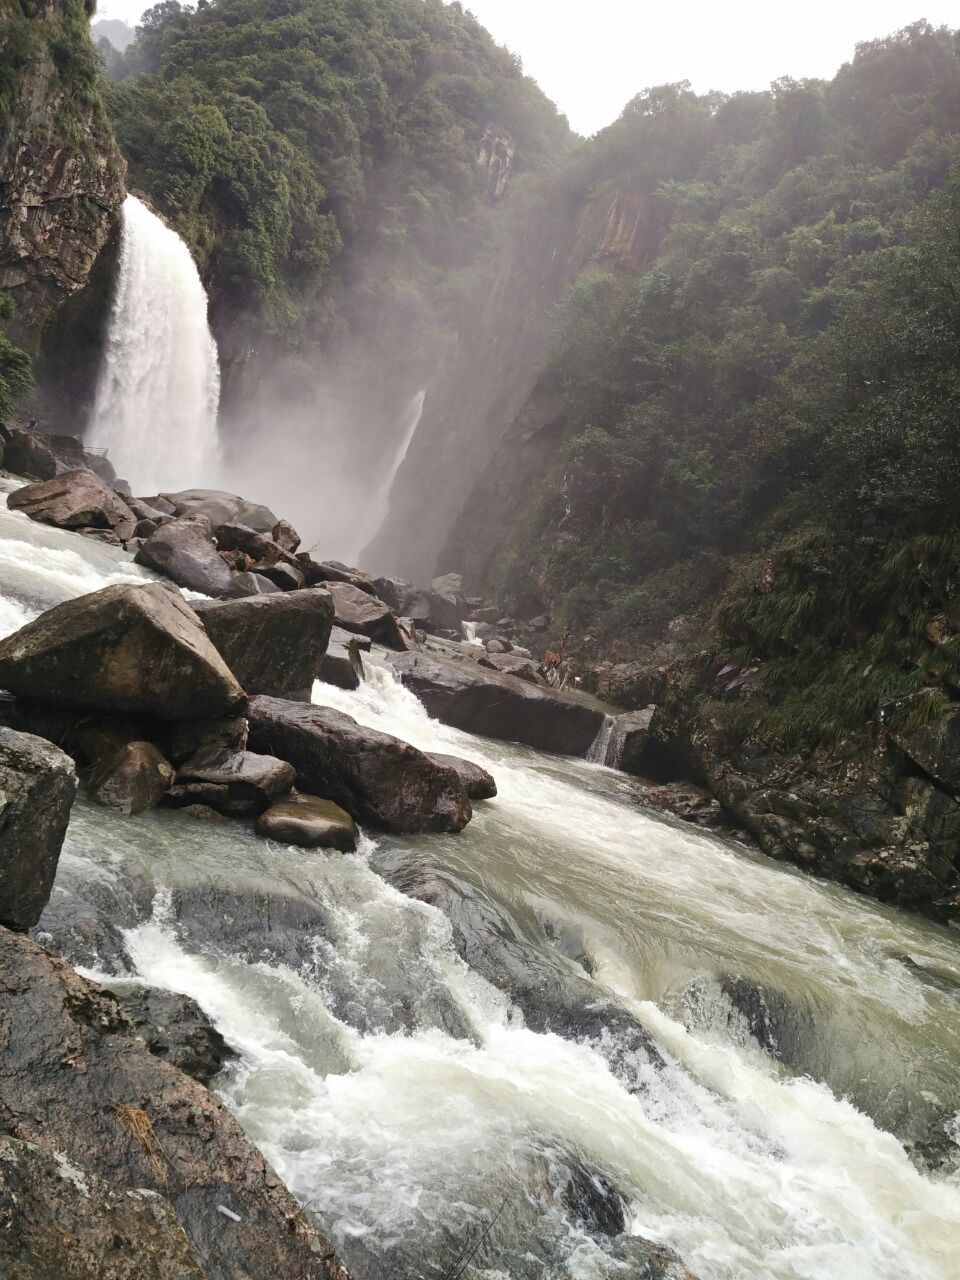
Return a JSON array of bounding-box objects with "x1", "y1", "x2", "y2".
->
[
  {"x1": 0, "y1": 0, "x2": 125, "y2": 344},
  {"x1": 367, "y1": 184, "x2": 668, "y2": 585}
]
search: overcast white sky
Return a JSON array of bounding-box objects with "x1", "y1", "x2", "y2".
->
[{"x1": 95, "y1": 0, "x2": 957, "y2": 136}]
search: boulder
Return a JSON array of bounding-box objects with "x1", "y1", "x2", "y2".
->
[
  {"x1": 432, "y1": 572, "x2": 464, "y2": 598},
  {"x1": 612, "y1": 707, "x2": 657, "y2": 774},
  {"x1": 86, "y1": 741, "x2": 175, "y2": 815},
  {"x1": 887, "y1": 704, "x2": 960, "y2": 797},
  {"x1": 129, "y1": 496, "x2": 173, "y2": 524},
  {"x1": 0, "y1": 728, "x2": 77, "y2": 930},
  {"x1": 390, "y1": 651, "x2": 605, "y2": 756},
  {"x1": 213, "y1": 523, "x2": 280, "y2": 561},
  {"x1": 426, "y1": 752, "x2": 497, "y2": 800},
  {"x1": 319, "y1": 634, "x2": 364, "y2": 690},
  {"x1": 0, "y1": 583, "x2": 245, "y2": 720},
  {"x1": 194, "y1": 589, "x2": 335, "y2": 699},
  {"x1": 168, "y1": 748, "x2": 295, "y2": 817},
  {"x1": 371, "y1": 576, "x2": 409, "y2": 612},
  {"x1": 136, "y1": 514, "x2": 242, "y2": 599},
  {"x1": 7, "y1": 468, "x2": 137, "y2": 541},
  {"x1": 2, "y1": 425, "x2": 57, "y2": 479},
  {"x1": 257, "y1": 561, "x2": 304, "y2": 591},
  {"x1": 323, "y1": 580, "x2": 404, "y2": 649},
  {"x1": 231, "y1": 571, "x2": 281, "y2": 597},
  {"x1": 401, "y1": 586, "x2": 463, "y2": 633},
  {"x1": 478, "y1": 652, "x2": 543, "y2": 684},
  {"x1": 256, "y1": 794, "x2": 359, "y2": 851},
  {"x1": 0, "y1": 928, "x2": 350, "y2": 1280},
  {"x1": 271, "y1": 519, "x2": 300, "y2": 553},
  {"x1": 334, "y1": 625, "x2": 371, "y2": 652},
  {"x1": 161, "y1": 716, "x2": 249, "y2": 766},
  {"x1": 112, "y1": 985, "x2": 236, "y2": 1085},
  {"x1": 248, "y1": 695, "x2": 471, "y2": 833},
  {"x1": 303, "y1": 558, "x2": 379, "y2": 596},
  {"x1": 159, "y1": 489, "x2": 279, "y2": 533}
]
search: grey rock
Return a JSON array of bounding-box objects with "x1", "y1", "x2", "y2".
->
[
  {"x1": 113, "y1": 984, "x2": 236, "y2": 1085},
  {"x1": 168, "y1": 748, "x2": 295, "y2": 817},
  {"x1": 256, "y1": 793, "x2": 359, "y2": 851},
  {"x1": 159, "y1": 488, "x2": 279, "y2": 533},
  {"x1": 323, "y1": 580, "x2": 404, "y2": 649},
  {"x1": 426, "y1": 752, "x2": 497, "y2": 800},
  {"x1": 7, "y1": 467, "x2": 136, "y2": 541},
  {"x1": 86, "y1": 740, "x2": 174, "y2": 815},
  {"x1": 2, "y1": 426, "x2": 57, "y2": 480},
  {"x1": 135, "y1": 514, "x2": 241, "y2": 599}
]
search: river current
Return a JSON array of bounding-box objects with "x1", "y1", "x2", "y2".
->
[{"x1": 1, "y1": 489, "x2": 958, "y2": 1280}]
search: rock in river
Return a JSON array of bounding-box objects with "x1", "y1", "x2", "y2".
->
[
  {"x1": 194, "y1": 589, "x2": 334, "y2": 699},
  {"x1": 0, "y1": 927, "x2": 350, "y2": 1280},
  {"x1": 248, "y1": 695, "x2": 472, "y2": 833},
  {"x1": 322, "y1": 580, "x2": 405, "y2": 650},
  {"x1": 135, "y1": 514, "x2": 241, "y2": 599},
  {"x1": 85, "y1": 740, "x2": 175, "y2": 815},
  {"x1": 256, "y1": 793, "x2": 359, "y2": 851},
  {"x1": 391, "y1": 651, "x2": 604, "y2": 756},
  {"x1": 168, "y1": 748, "x2": 295, "y2": 817},
  {"x1": 0, "y1": 727, "x2": 77, "y2": 930},
  {"x1": 426, "y1": 751, "x2": 497, "y2": 800},
  {"x1": 7, "y1": 467, "x2": 137, "y2": 541},
  {"x1": 0, "y1": 583, "x2": 245, "y2": 720}
]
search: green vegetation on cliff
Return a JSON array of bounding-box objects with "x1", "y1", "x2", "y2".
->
[
  {"x1": 492, "y1": 23, "x2": 960, "y2": 741},
  {"x1": 104, "y1": 0, "x2": 571, "y2": 336}
]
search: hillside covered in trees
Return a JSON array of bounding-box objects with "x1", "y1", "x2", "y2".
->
[{"x1": 462, "y1": 21, "x2": 960, "y2": 743}]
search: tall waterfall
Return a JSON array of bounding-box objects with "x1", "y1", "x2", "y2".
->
[
  {"x1": 88, "y1": 195, "x2": 221, "y2": 493},
  {"x1": 356, "y1": 389, "x2": 425, "y2": 555}
]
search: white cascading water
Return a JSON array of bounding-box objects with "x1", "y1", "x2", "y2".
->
[
  {"x1": 2, "y1": 489, "x2": 959, "y2": 1280},
  {"x1": 88, "y1": 194, "x2": 221, "y2": 493},
  {"x1": 354, "y1": 390, "x2": 425, "y2": 556}
]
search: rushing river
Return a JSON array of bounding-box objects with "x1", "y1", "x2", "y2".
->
[{"x1": 1, "y1": 489, "x2": 958, "y2": 1280}]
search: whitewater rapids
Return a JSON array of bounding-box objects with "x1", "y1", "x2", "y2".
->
[{"x1": 0, "y1": 494, "x2": 957, "y2": 1280}]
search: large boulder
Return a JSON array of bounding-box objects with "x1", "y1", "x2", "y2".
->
[
  {"x1": 7, "y1": 468, "x2": 137, "y2": 541},
  {"x1": 323, "y1": 580, "x2": 404, "y2": 649},
  {"x1": 159, "y1": 489, "x2": 279, "y2": 533},
  {"x1": 0, "y1": 928, "x2": 350, "y2": 1280},
  {"x1": 135, "y1": 515, "x2": 240, "y2": 599},
  {"x1": 2, "y1": 425, "x2": 57, "y2": 480},
  {"x1": 256, "y1": 794, "x2": 359, "y2": 851},
  {"x1": 426, "y1": 752, "x2": 497, "y2": 800},
  {"x1": 318, "y1": 632, "x2": 364, "y2": 690},
  {"x1": 390, "y1": 651, "x2": 605, "y2": 755},
  {"x1": 478, "y1": 652, "x2": 545, "y2": 684},
  {"x1": 86, "y1": 741, "x2": 175, "y2": 816},
  {"x1": 194, "y1": 589, "x2": 335, "y2": 699},
  {"x1": 0, "y1": 584, "x2": 245, "y2": 720},
  {"x1": 247, "y1": 695, "x2": 471, "y2": 833},
  {"x1": 0, "y1": 728, "x2": 77, "y2": 930},
  {"x1": 302, "y1": 557, "x2": 379, "y2": 596},
  {"x1": 168, "y1": 748, "x2": 296, "y2": 817}
]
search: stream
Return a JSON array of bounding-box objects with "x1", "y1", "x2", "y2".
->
[{"x1": 1, "y1": 491, "x2": 958, "y2": 1280}]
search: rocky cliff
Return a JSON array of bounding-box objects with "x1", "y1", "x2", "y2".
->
[{"x1": 0, "y1": 0, "x2": 125, "y2": 345}]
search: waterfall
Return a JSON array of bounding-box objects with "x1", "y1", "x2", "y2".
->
[
  {"x1": 587, "y1": 714, "x2": 621, "y2": 766},
  {"x1": 461, "y1": 620, "x2": 483, "y2": 647},
  {"x1": 357, "y1": 390, "x2": 425, "y2": 555},
  {"x1": 88, "y1": 194, "x2": 221, "y2": 494}
]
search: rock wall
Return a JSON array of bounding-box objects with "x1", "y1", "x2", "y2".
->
[{"x1": 0, "y1": 0, "x2": 125, "y2": 345}]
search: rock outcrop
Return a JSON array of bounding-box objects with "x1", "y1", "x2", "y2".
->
[
  {"x1": 0, "y1": 583, "x2": 245, "y2": 720},
  {"x1": 0, "y1": 0, "x2": 125, "y2": 336},
  {"x1": 0, "y1": 726, "x2": 77, "y2": 930},
  {"x1": 248, "y1": 695, "x2": 472, "y2": 833},
  {"x1": 0, "y1": 927, "x2": 350, "y2": 1280},
  {"x1": 7, "y1": 468, "x2": 136, "y2": 541},
  {"x1": 194, "y1": 589, "x2": 334, "y2": 699},
  {"x1": 390, "y1": 651, "x2": 605, "y2": 756}
]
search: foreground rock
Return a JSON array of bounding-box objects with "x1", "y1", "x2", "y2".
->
[
  {"x1": 248, "y1": 695, "x2": 471, "y2": 832},
  {"x1": 0, "y1": 928, "x2": 349, "y2": 1280},
  {"x1": 168, "y1": 748, "x2": 295, "y2": 817},
  {"x1": 0, "y1": 584, "x2": 245, "y2": 720},
  {"x1": 136, "y1": 514, "x2": 241, "y2": 598},
  {"x1": 256, "y1": 794, "x2": 359, "y2": 851},
  {"x1": 7, "y1": 468, "x2": 137, "y2": 541},
  {"x1": 0, "y1": 728, "x2": 77, "y2": 930},
  {"x1": 113, "y1": 985, "x2": 236, "y2": 1086},
  {"x1": 391, "y1": 651, "x2": 605, "y2": 755},
  {"x1": 194, "y1": 589, "x2": 334, "y2": 699},
  {"x1": 323, "y1": 581, "x2": 405, "y2": 649},
  {"x1": 426, "y1": 752, "x2": 497, "y2": 800}
]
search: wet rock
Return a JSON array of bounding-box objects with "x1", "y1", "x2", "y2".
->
[
  {"x1": 113, "y1": 985, "x2": 236, "y2": 1085},
  {"x1": 231, "y1": 570, "x2": 281, "y2": 596},
  {"x1": 180, "y1": 803, "x2": 231, "y2": 824},
  {"x1": 159, "y1": 489, "x2": 279, "y2": 533},
  {"x1": 7, "y1": 467, "x2": 137, "y2": 541},
  {"x1": 887, "y1": 705, "x2": 960, "y2": 797},
  {"x1": 2, "y1": 425, "x2": 57, "y2": 480},
  {"x1": 390, "y1": 651, "x2": 605, "y2": 756},
  {"x1": 136, "y1": 514, "x2": 242, "y2": 598},
  {"x1": 213, "y1": 522, "x2": 280, "y2": 561},
  {"x1": 478, "y1": 651, "x2": 544, "y2": 684},
  {"x1": 426, "y1": 752, "x2": 497, "y2": 800},
  {"x1": 194, "y1": 589, "x2": 334, "y2": 699},
  {"x1": 161, "y1": 716, "x2": 249, "y2": 766},
  {"x1": 302, "y1": 557, "x2": 379, "y2": 595},
  {"x1": 134, "y1": 517, "x2": 159, "y2": 538},
  {"x1": 256, "y1": 793, "x2": 359, "y2": 851},
  {"x1": 272, "y1": 519, "x2": 300, "y2": 553},
  {"x1": 248, "y1": 695, "x2": 472, "y2": 833},
  {"x1": 0, "y1": 1134, "x2": 206, "y2": 1280},
  {"x1": 256, "y1": 560, "x2": 304, "y2": 591},
  {"x1": 0, "y1": 583, "x2": 245, "y2": 720},
  {"x1": 168, "y1": 748, "x2": 295, "y2": 817},
  {"x1": 319, "y1": 634, "x2": 364, "y2": 690},
  {"x1": 719, "y1": 975, "x2": 810, "y2": 1067},
  {"x1": 371, "y1": 576, "x2": 408, "y2": 611},
  {"x1": 562, "y1": 1163, "x2": 625, "y2": 1237},
  {"x1": 0, "y1": 928, "x2": 350, "y2": 1280},
  {"x1": 86, "y1": 740, "x2": 175, "y2": 815},
  {"x1": 129, "y1": 496, "x2": 173, "y2": 525},
  {"x1": 401, "y1": 585, "x2": 463, "y2": 633},
  {"x1": 610, "y1": 706, "x2": 656, "y2": 773},
  {"x1": 0, "y1": 728, "x2": 77, "y2": 930},
  {"x1": 323, "y1": 580, "x2": 405, "y2": 649},
  {"x1": 629, "y1": 778, "x2": 726, "y2": 828}
]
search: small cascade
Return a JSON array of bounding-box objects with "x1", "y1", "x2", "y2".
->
[
  {"x1": 360, "y1": 390, "x2": 425, "y2": 551},
  {"x1": 88, "y1": 194, "x2": 221, "y2": 493},
  {"x1": 461, "y1": 620, "x2": 483, "y2": 647},
  {"x1": 587, "y1": 714, "x2": 622, "y2": 767}
]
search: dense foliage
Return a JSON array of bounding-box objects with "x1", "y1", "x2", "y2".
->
[
  {"x1": 495, "y1": 23, "x2": 960, "y2": 739},
  {"x1": 103, "y1": 0, "x2": 571, "y2": 335},
  {"x1": 0, "y1": 295, "x2": 32, "y2": 424}
]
